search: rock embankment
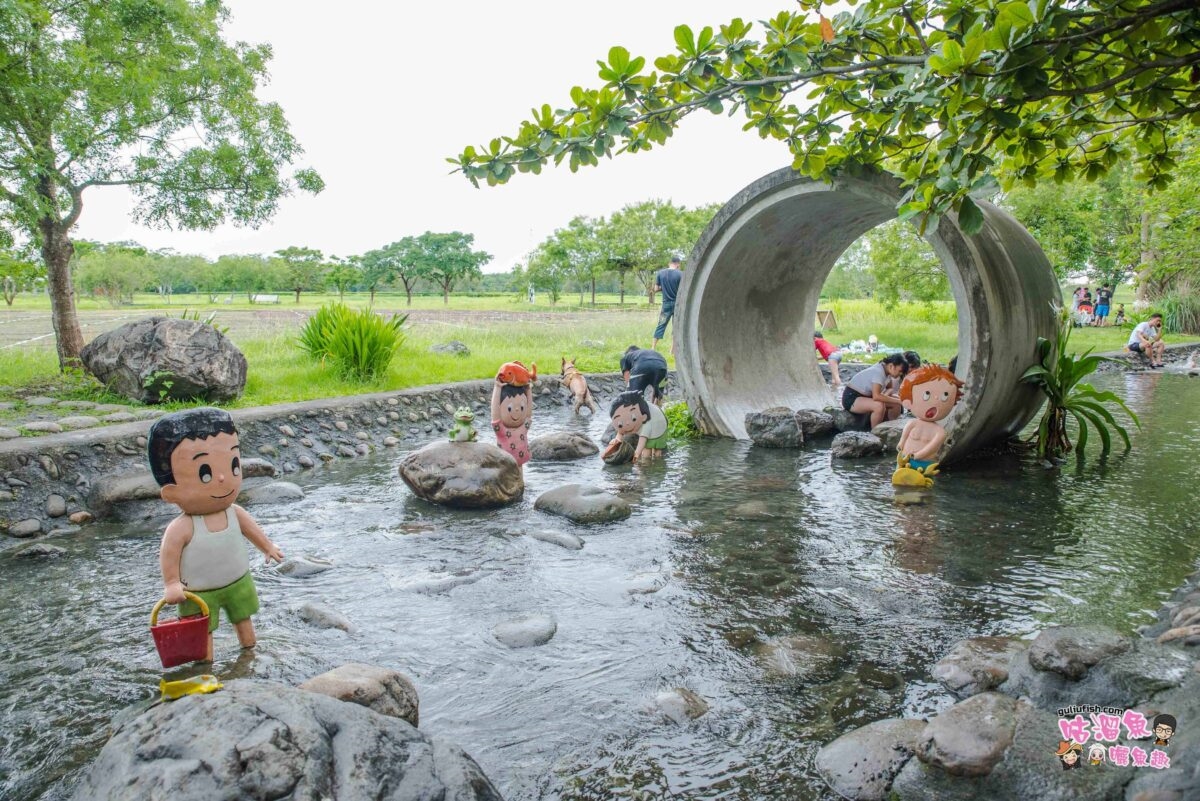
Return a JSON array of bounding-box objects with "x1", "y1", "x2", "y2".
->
[
  {"x1": 815, "y1": 562, "x2": 1200, "y2": 801},
  {"x1": 0, "y1": 373, "x2": 651, "y2": 546}
]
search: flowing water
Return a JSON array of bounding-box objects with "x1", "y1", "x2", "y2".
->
[{"x1": 2, "y1": 371, "x2": 1199, "y2": 800}]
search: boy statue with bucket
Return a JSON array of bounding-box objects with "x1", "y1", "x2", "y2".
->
[{"x1": 148, "y1": 407, "x2": 284, "y2": 663}]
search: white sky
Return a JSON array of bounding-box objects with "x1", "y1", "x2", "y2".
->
[{"x1": 72, "y1": 1, "x2": 798, "y2": 272}]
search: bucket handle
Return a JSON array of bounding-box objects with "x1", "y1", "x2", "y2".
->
[{"x1": 150, "y1": 591, "x2": 210, "y2": 627}]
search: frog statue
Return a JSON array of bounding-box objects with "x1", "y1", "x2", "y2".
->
[{"x1": 448, "y1": 406, "x2": 478, "y2": 443}]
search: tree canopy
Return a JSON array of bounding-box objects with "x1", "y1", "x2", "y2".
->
[
  {"x1": 451, "y1": 0, "x2": 1200, "y2": 237},
  {"x1": 0, "y1": 0, "x2": 322, "y2": 366}
]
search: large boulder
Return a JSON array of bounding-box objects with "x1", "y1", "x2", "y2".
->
[
  {"x1": 1027, "y1": 625, "x2": 1130, "y2": 680},
  {"x1": 529, "y1": 432, "x2": 599, "y2": 461},
  {"x1": 914, "y1": 692, "x2": 1018, "y2": 777},
  {"x1": 932, "y1": 636, "x2": 1028, "y2": 698},
  {"x1": 815, "y1": 718, "x2": 925, "y2": 801},
  {"x1": 745, "y1": 407, "x2": 802, "y2": 448},
  {"x1": 72, "y1": 680, "x2": 501, "y2": 801},
  {"x1": 872, "y1": 418, "x2": 908, "y2": 451},
  {"x1": 399, "y1": 441, "x2": 523, "y2": 509},
  {"x1": 80, "y1": 316, "x2": 247, "y2": 404}
]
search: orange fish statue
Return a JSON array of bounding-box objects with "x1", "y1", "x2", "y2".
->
[{"x1": 497, "y1": 360, "x2": 537, "y2": 386}]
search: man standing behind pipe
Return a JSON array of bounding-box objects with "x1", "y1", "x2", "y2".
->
[{"x1": 652, "y1": 255, "x2": 683, "y2": 351}]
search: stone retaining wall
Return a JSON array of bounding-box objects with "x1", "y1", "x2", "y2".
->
[{"x1": 0, "y1": 372, "x2": 670, "y2": 547}]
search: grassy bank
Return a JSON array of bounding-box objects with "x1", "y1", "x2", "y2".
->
[{"x1": 1, "y1": 299, "x2": 1193, "y2": 416}]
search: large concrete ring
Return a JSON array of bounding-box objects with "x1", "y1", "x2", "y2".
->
[{"x1": 675, "y1": 167, "x2": 1060, "y2": 464}]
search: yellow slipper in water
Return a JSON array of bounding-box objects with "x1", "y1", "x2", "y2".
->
[{"x1": 160, "y1": 675, "x2": 223, "y2": 702}]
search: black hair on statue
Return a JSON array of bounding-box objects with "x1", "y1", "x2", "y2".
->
[
  {"x1": 625, "y1": 345, "x2": 639, "y2": 354},
  {"x1": 147, "y1": 407, "x2": 237, "y2": 487},
  {"x1": 610, "y1": 390, "x2": 650, "y2": 419},
  {"x1": 498, "y1": 383, "x2": 527, "y2": 402}
]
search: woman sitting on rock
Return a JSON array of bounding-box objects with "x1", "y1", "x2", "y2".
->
[{"x1": 841, "y1": 353, "x2": 909, "y2": 428}]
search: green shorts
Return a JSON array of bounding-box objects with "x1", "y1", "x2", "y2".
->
[
  {"x1": 179, "y1": 572, "x2": 259, "y2": 633},
  {"x1": 644, "y1": 433, "x2": 669, "y2": 450}
]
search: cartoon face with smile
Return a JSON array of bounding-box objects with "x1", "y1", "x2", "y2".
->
[{"x1": 160, "y1": 431, "x2": 243, "y2": 516}]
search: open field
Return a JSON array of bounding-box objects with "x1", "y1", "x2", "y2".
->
[{"x1": 2, "y1": 295, "x2": 1194, "y2": 413}]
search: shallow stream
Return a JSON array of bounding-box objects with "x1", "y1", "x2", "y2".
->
[{"x1": 2, "y1": 371, "x2": 1199, "y2": 800}]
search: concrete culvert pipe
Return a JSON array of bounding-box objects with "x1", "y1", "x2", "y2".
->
[{"x1": 675, "y1": 167, "x2": 1060, "y2": 465}]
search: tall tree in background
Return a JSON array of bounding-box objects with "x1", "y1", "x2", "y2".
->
[
  {"x1": 324, "y1": 256, "x2": 360, "y2": 302},
  {"x1": 600, "y1": 200, "x2": 709, "y2": 305},
  {"x1": 525, "y1": 241, "x2": 570, "y2": 305},
  {"x1": 0, "y1": 249, "x2": 41, "y2": 306},
  {"x1": 276, "y1": 247, "x2": 327, "y2": 304},
  {"x1": 864, "y1": 220, "x2": 947, "y2": 307},
  {"x1": 360, "y1": 238, "x2": 424, "y2": 306},
  {"x1": 410, "y1": 231, "x2": 491, "y2": 305},
  {"x1": 0, "y1": 1, "x2": 322, "y2": 368},
  {"x1": 215, "y1": 254, "x2": 287, "y2": 303},
  {"x1": 453, "y1": 1, "x2": 1200, "y2": 244}
]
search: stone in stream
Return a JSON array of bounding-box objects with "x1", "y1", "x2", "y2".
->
[
  {"x1": 300, "y1": 663, "x2": 419, "y2": 728},
  {"x1": 89, "y1": 471, "x2": 162, "y2": 515},
  {"x1": 79, "y1": 316, "x2": 247, "y2": 403},
  {"x1": 814, "y1": 718, "x2": 926, "y2": 801},
  {"x1": 753, "y1": 634, "x2": 846, "y2": 681},
  {"x1": 931, "y1": 636, "x2": 1028, "y2": 698},
  {"x1": 534, "y1": 484, "x2": 631, "y2": 524},
  {"x1": 275, "y1": 556, "x2": 335, "y2": 577},
  {"x1": 914, "y1": 692, "x2": 1018, "y2": 777},
  {"x1": 831, "y1": 431, "x2": 885, "y2": 458},
  {"x1": 624, "y1": 571, "x2": 669, "y2": 595},
  {"x1": 296, "y1": 601, "x2": 354, "y2": 633},
  {"x1": 45, "y1": 493, "x2": 68, "y2": 518},
  {"x1": 394, "y1": 569, "x2": 485, "y2": 595},
  {"x1": 1027, "y1": 625, "x2": 1130, "y2": 679},
  {"x1": 493, "y1": 613, "x2": 557, "y2": 648},
  {"x1": 14, "y1": 543, "x2": 68, "y2": 559},
  {"x1": 652, "y1": 688, "x2": 709, "y2": 724},
  {"x1": 872, "y1": 418, "x2": 907, "y2": 450},
  {"x1": 6, "y1": 518, "x2": 42, "y2": 538},
  {"x1": 526, "y1": 529, "x2": 585, "y2": 550},
  {"x1": 528, "y1": 432, "x2": 599, "y2": 461},
  {"x1": 745, "y1": 407, "x2": 803, "y2": 448},
  {"x1": 70, "y1": 680, "x2": 501, "y2": 801},
  {"x1": 398, "y1": 441, "x2": 524, "y2": 509},
  {"x1": 238, "y1": 457, "x2": 277, "y2": 478},
  {"x1": 795, "y1": 409, "x2": 836, "y2": 439},
  {"x1": 238, "y1": 480, "x2": 305, "y2": 506}
]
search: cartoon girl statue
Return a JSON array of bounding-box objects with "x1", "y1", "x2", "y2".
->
[
  {"x1": 603, "y1": 388, "x2": 668, "y2": 463},
  {"x1": 1055, "y1": 740, "x2": 1083, "y2": 770},
  {"x1": 1087, "y1": 743, "x2": 1107, "y2": 766},
  {"x1": 491, "y1": 361, "x2": 535, "y2": 467}
]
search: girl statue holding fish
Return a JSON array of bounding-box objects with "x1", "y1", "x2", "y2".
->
[{"x1": 491, "y1": 361, "x2": 536, "y2": 467}]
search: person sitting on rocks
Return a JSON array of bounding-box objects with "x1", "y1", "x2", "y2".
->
[
  {"x1": 841, "y1": 353, "x2": 908, "y2": 428},
  {"x1": 1128, "y1": 313, "x2": 1166, "y2": 368}
]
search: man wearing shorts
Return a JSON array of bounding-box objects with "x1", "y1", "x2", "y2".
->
[
  {"x1": 652, "y1": 256, "x2": 683, "y2": 351},
  {"x1": 1128, "y1": 313, "x2": 1166, "y2": 367},
  {"x1": 1093, "y1": 284, "x2": 1113, "y2": 326}
]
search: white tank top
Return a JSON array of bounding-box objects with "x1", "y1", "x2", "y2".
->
[{"x1": 180, "y1": 507, "x2": 250, "y2": 591}]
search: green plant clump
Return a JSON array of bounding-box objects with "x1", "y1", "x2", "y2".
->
[
  {"x1": 663, "y1": 400, "x2": 701, "y2": 440},
  {"x1": 1156, "y1": 282, "x2": 1200, "y2": 335},
  {"x1": 1020, "y1": 309, "x2": 1139, "y2": 459},
  {"x1": 298, "y1": 303, "x2": 407, "y2": 382}
]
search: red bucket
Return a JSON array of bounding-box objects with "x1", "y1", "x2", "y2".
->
[{"x1": 150, "y1": 592, "x2": 210, "y2": 668}]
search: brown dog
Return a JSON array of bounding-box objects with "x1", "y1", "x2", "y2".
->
[{"x1": 561, "y1": 357, "x2": 598, "y2": 414}]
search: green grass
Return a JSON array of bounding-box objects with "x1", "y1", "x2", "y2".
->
[{"x1": 2, "y1": 297, "x2": 1195, "y2": 420}]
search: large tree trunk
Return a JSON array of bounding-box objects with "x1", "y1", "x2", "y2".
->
[
  {"x1": 295, "y1": 288, "x2": 301, "y2": 303},
  {"x1": 442, "y1": 284, "x2": 449, "y2": 305},
  {"x1": 618, "y1": 273, "x2": 625, "y2": 305},
  {"x1": 1136, "y1": 210, "x2": 1154, "y2": 303},
  {"x1": 404, "y1": 281, "x2": 413, "y2": 306},
  {"x1": 369, "y1": 287, "x2": 376, "y2": 305},
  {"x1": 591, "y1": 276, "x2": 596, "y2": 306},
  {"x1": 38, "y1": 218, "x2": 84, "y2": 369}
]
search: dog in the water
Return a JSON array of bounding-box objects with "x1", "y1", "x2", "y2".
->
[{"x1": 561, "y1": 357, "x2": 598, "y2": 414}]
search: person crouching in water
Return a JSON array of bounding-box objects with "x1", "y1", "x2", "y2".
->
[{"x1": 841, "y1": 353, "x2": 908, "y2": 428}]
